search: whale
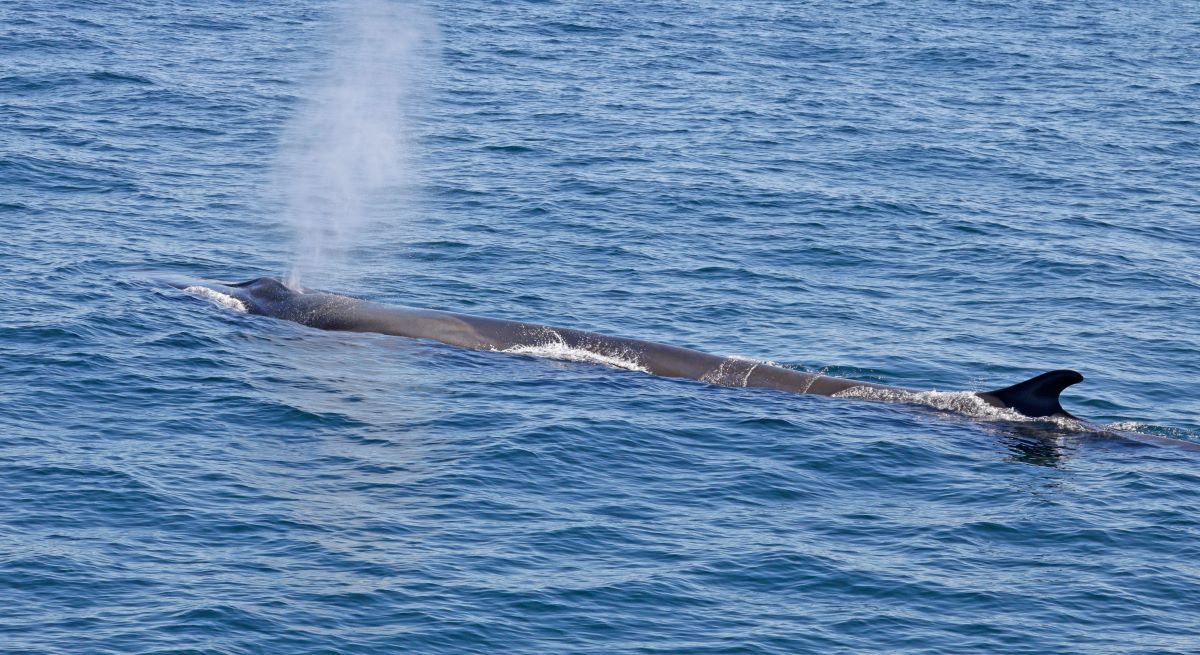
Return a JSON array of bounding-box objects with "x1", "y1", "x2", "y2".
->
[{"x1": 172, "y1": 276, "x2": 1086, "y2": 421}]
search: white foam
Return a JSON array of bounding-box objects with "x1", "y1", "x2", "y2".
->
[
  {"x1": 503, "y1": 334, "x2": 647, "y2": 373},
  {"x1": 831, "y1": 386, "x2": 1087, "y2": 429},
  {"x1": 1103, "y1": 421, "x2": 1147, "y2": 432},
  {"x1": 184, "y1": 286, "x2": 247, "y2": 313},
  {"x1": 700, "y1": 357, "x2": 758, "y2": 387},
  {"x1": 726, "y1": 354, "x2": 783, "y2": 368}
]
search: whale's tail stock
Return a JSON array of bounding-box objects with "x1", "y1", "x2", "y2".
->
[{"x1": 978, "y1": 369, "x2": 1084, "y2": 419}]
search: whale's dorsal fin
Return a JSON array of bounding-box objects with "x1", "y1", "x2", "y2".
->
[{"x1": 981, "y1": 370, "x2": 1083, "y2": 418}]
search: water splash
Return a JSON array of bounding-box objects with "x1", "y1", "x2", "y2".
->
[
  {"x1": 700, "y1": 355, "x2": 778, "y2": 388},
  {"x1": 183, "y1": 286, "x2": 248, "y2": 313},
  {"x1": 832, "y1": 386, "x2": 1082, "y2": 426},
  {"x1": 503, "y1": 331, "x2": 648, "y2": 373},
  {"x1": 277, "y1": 0, "x2": 437, "y2": 287}
]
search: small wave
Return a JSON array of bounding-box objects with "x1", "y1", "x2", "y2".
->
[
  {"x1": 1098, "y1": 421, "x2": 1200, "y2": 447},
  {"x1": 503, "y1": 337, "x2": 647, "y2": 373},
  {"x1": 1104, "y1": 421, "x2": 1147, "y2": 432},
  {"x1": 183, "y1": 286, "x2": 247, "y2": 313}
]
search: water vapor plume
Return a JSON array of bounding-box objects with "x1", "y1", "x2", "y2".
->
[{"x1": 277, "y1": 0, "x2": 437, "y2": 288}]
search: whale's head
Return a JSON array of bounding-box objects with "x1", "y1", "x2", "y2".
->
[
  {"x1": 164, "y1": 275, "x2": 301, "y2": 316},
  {"x1": 170, "y1": 274, "x2": 351, "y2": 328},
  {"x1": 220, "y1": 276, "x2": 308, "y2": 315}
]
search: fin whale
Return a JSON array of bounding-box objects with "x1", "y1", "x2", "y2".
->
[{"x1": 176, "y1": 276, "x2": 1081, "y2": 420}]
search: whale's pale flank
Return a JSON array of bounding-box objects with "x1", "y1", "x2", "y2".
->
[{"x1": 169, "y1": 276, "x2": 1095, "y2": 422}]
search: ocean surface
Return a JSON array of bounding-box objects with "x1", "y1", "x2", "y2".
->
[{"x1": 3, "y1": 0, "x2": 1200, "y2": 653}]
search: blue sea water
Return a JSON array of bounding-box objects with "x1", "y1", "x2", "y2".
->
[{"x1": 3, "y1": 0, "x2": 1200, "y2": 652}]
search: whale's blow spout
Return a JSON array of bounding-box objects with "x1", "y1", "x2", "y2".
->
[
  {"x1": 276, "y1": 0, "x2": 437, "y2": 288},
  {"x1": 978, "y1": 370, "x2": 1084, "y2": 418}
]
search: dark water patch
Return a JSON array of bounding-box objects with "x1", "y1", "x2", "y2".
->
[{"x1": 86, "y1": 71, "x2": 156, "y2": 85}]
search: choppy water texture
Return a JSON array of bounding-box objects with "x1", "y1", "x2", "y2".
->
[{"x1": 3, "y1": 1, "x2": 1200, "y2": 653}]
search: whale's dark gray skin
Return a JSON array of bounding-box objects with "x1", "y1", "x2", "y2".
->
[{"x1": 172, "y1": 276, "x2": 1087, "y2": 420}]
